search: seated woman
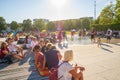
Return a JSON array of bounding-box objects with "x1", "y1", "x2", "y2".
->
[
  {"x1": 7, "y1": 38, "x2": 24, "y2": 60},
  {"x1": 26, "y1": 36, "x2": 38, "y2": 54},
  {"x1": 58, "y1": 50, "x2": 85, "y2": 80},
  {"x1": 33, "y1": 45, "x2": 49, "y2": 76},
  {"x1": 0, "y1": 42, "x2": 12, "y2": 64}
]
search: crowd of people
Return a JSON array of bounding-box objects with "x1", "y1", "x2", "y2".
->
[
  {"x1": 0, "y1": 28, "x2": 119, "y2": 79},
  {"x1": 0, "y1": 30, "x2": 85, "y2": 80}
]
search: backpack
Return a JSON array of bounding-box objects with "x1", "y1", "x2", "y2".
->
[
  {"x1": 49, "y1": 66, "x2": 58, "y2": 80},
  {"x1": 49, "y1": 62, "x2": 65, "y2": 80}
]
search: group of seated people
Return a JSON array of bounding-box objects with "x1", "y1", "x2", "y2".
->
[
  {"x1": 0, "y1": 35, "x2": 85, "y2": 80},
  {"x1": 31, "y1": 38, "x2": 85, "y2": 80},
  {"x1": 0, "y1": 38, "x2": 25, "y2": 64}
]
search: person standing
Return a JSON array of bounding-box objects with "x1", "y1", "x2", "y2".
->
[
  {"x1": 71, "y1": 31, "x2": 74, "y2": 41},
  {"x1": 57, "y1": 30, "x2": 63, "y2": 44},
  {"x1": 106, "y1": 28, "x2": 112, "y2": 43},
  {"x1": 90, "y1": 29, "x2": 95, "y2": 44},
  {"x1": 62, "y1": 31, "x2": 67, "y2": 41},
  {"x1": 97, "y1": 37, "x2": 101, "y2": 47}
]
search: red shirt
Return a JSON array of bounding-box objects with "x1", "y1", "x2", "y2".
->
[{"x1": 0, "y1": 48, "x2": 9, "y2": 59}]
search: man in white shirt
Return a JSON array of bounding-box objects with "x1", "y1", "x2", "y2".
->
[{"x1": 106, "y1": 28, "x2": 112, "y2": 43}]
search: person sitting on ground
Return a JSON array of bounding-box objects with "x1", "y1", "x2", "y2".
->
[
  {"x1": 33, "y1": 45, "x2": 49, "y2": 76},
  {"x1": 38, "y1": 39, "x2": 45, "y2": 49},
  {"x1": 25, "y1": 35, "x2": 32, "y2": 49},
  {"x1": 45, "y1": 43, "x2": 62, "y2": 70},
  {"x1": 0, "y1": 42, "x2": 13, "y2": 64},
  {"x1": 7, "y1": 38, "x2": 24, "y2": 60},
  {"x1": 51, "y1": 45, "x2": 62, "y2": 60},
  {"x1": 58, "y1": 50, "x2": 85, "y2": 80},
  {"x1": 41, "y1": 39, "x2": 50, "y2": 55},
  {"x1": 26, "y1": 36, "x2": 38, "y2": 54}
]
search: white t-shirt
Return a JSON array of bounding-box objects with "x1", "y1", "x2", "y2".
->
[
  {"x1": 58, "y1": 62, "x2": 73, "y2": 80},
  {"x1": 30, "y1": 40, "x2": 38, "y2": 48},
  {"x1": 107, "y1": 29, "x2": 112, "y2": 36},
  {"x1": 8, "y1": 43, "x2": 16, "y2": 52}
]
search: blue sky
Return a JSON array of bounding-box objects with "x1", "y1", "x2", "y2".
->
[{"x1": 0, "y1": 0, "x2": 115, "y2": 23}]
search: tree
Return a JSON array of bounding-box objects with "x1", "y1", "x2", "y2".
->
[
  {"x1": 46, "y1": 21, "x2": 56, "y2": 31},
  {"x1": 22, "y1": 19, "x2": 32, "y2": 31},
  {"x1": 115, "y1": 0, "x2": 120, "y2": 23},
  {"x1": 10, "y1": 21, "x2": 20, "y2": 30},
  {"x1": 99, "y1": 2, "x2": 115, "y2": 24},
  {"x1": 75, "y1": 19, "x2": 82, "y2": 29},
  {"x1": 81, "y1": 18, "x2": 91, "y2": 30},
  {"x1": 71, "y1": 19, "x2": 77, "y2": 30},
  {"x1": 62, "y1": 20, "x2": 73, "y2": 30},
  {"x1": 0, "y1": 17, "x2": 7, "y2": 32},
  {"x1": 62, "y1": 20, "x2": 69, "y2": 30},
  {"x1": 33, "y1": 19, "x2": 45, "y2": 30}
]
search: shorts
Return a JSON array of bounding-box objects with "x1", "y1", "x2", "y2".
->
[
  {"x1": 10, "y1": 51, "x2": 19, "y2": 54},
  {"x1": 91, "y1": 35, "x2": 95, "y2": 39},
  {"x1": 107, "y1": 36, "x2": 111, "y2": 40}
]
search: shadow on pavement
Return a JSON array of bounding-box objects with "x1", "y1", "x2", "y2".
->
[
  {"x1": 101, "y1": 43, "x2": 112, "y2": 48},
  {"x1": 101, "y1": 47, "x2": 113, "y2": 53},
  {"x1": 113, "y1": 43, "x2": 120, "y2": 46},
  {"x1": 0, "y1": 63, "x2": 9, "y2": 70},
  {"x1": 0, "y1": 58, "x2": 19, "y2": 70},
  {"x1": 27, "y1": 52, "x2": 49, "y2": 80}
]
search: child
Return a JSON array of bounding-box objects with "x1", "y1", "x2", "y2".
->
[{"x1": 97, "y1": 37, "x2": 101, "y2": 47}]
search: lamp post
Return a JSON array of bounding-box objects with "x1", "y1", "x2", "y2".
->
[{"x1": 94, "y1": 0, "x2": 96, "y2": 20}]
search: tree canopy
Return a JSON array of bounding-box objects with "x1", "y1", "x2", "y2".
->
[
  {"x1": 1, "y1": 0, "x2": 120, "y2": 32},
  {"x1": 0, "y1": 17, "x2": 7, "y2": 31},
  {"x1": 33, "y1": 19, "x2": 45, "y2": 30},
  {"x1": 10, "y1": 21, "x2": 20, "y2": 30},
  {"x1": 22, "y1": 19, "x2": 32, "y2": 31}
]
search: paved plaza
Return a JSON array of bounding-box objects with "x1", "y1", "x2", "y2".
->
[{"x1": 0, "y1": 37, "x2": 120, "y2": 80}]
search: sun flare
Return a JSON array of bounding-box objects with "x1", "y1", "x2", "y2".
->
[{"x1": 50, "y1": 0, "x2": 67, "y2": 8}]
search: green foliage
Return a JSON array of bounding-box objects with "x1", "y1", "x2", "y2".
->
[
  {"x1": 92, "y1": 1, "x2": 120, "y2": 31},
  {"x1": 33, "y1": 19, "x2": 45, "y2": 30},
  {"x1": 62, "y1": 18, "x2": 91, "y2": 30},
  {"x1": 46, "y1": 21, "x2": 56, "y2": 31},
  {"x1": 62, "y1": 20, "x2": 72, "y2": 30},
  {"x1": 81, "y1": 18, "x2": 91, "y2": 30},
  {"x1": 0, "y1": 17, "x2": 7, "y2": 31},
  {"x1": 10, "y1": 21, "x2": 20, "y2": 30},
  {"x1": 115, "y1": 0, "x2": 120, "y2": 23},
  {"x1": 99, "y1": 2, "x2": 115, "y2": 24},
  {"x1": 91, "y1": 23, "x2": 120, "y2": 31},
  {"x1": 22, "y1": 19, "x2": 32, "y2": 31}
]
